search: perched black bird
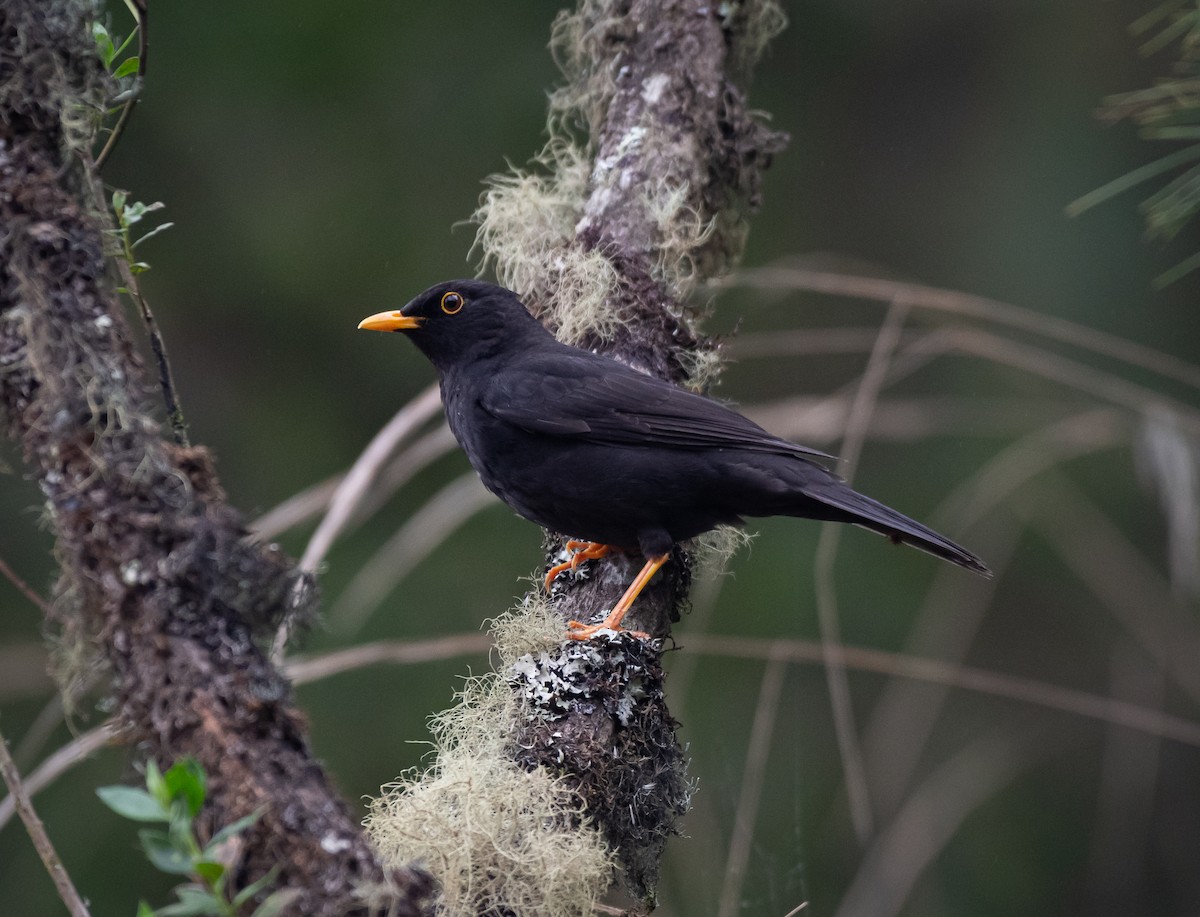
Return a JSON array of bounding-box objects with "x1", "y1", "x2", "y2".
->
[{"x1": 359, "y1": 280, "x2": 989, "y2": 638}]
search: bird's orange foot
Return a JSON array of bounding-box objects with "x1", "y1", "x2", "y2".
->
[
  {"x1": 544, "y1": 541, "x2": 613, "y2": 592},
  {"x1": 565, "y1": 618, "x2": 650, "y2": 641},
  {"x1": 561, "y1": 552, "x2": 669, "y2": 642}
]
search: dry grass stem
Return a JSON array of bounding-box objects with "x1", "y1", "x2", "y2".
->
[
  {"x1": 252, "y1": 423, "x2": 458, "y2": 543},
  {"x1": 285, "y1": 634, "x2": 492, "y2": 685},
  {"x1": 299, "y1": 382, "x2": 442, "y2": 574},
  {"x1": 331, "y1": 472, "x2": 495, "y2": 634},
  {"x1": 1017, "y1": 476, "x2": 1200, "y2": 705},
  {"x1": 724, "y1": 264, "x2": 1200, "y2": 392},
  {"x1": 861, "y1": 518, "x2": 1021, "y2": 819},
  {"x1": 717, "y1": 651, "x2": 789, "y2": 917},
  {"x1": 833, "y1": 728, "x2": 1037, "y2": 917},
  {"x1": 814, "y1": 297, "x2": 910, "y2": 845},
  {"x1": 1084, "y1": 639, "x2": 1165, "y2": 909},
  {"x1": 0, "y1": 555, "x2": 51, "y2": 616},
  {"x1": 679, "y1": 634, "x2": 1200, "y2": 747}
]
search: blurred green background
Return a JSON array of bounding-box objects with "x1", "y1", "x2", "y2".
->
[{"x1": 3, "y1": 1, "x2": 1200, "y2": 915}]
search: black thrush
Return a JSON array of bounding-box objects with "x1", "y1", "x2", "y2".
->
[{"x1": 359, "y1": 280, "x2": 989, "y2": 639}]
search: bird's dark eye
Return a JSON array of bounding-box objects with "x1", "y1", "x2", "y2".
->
[{"x1": 440, "y1": 291, "x2": 465, "y2": 315}]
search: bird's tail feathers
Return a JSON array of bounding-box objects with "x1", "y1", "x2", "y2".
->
[{"x1": 798, "y1": 483, "x2": 991, "y2": 577}]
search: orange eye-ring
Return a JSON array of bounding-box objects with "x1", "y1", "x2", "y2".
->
[{"x1": 441, "y1": 291, "x2": 465, "y2": 314}]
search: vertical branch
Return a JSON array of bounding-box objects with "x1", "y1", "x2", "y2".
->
[
  {"x1": 473, "y1": 0, "x2": 789, "y2": 901},
  {"x1": 0, "y1": 3, "x2": 432, "y2": 913}
]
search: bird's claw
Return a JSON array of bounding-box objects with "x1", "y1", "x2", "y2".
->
[
  {"x1": 564, "y1": 618, "x2": 651, "y2": 641},
  {"x1": 544, "y1": 541, "x2": 613, "y2": 592}
]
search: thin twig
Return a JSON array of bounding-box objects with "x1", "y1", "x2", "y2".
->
[
  {"x1": 0, "y1": 554, "x2": 51, "y2": 615},
  {"x1": 679, "y1": 633, "x2": 1200, "y2": 748},
  {"x1": 0, "y1": 724, "x2": 117, "y2": 834},
  {"x1": 859, "y1": 411, "x2": 1127, "y2": 815},
  {"x1": 813, "y1": 297, "x2": 910, "y2": 845},
  {"x1": 860, "y1": 517, "x2": 1019, "y2": 821},
  {"x1": 14, "y1": 696, "x2": 64, "y2": 771},
  {"x1": 113, "y1": 250, "x2": 188, "y2": 447},
  {"x1": 745, "y1": 394, "x2": 1081, "y2": 445},
  {"x1": 904, "y1": 327, "x2": 1200, "y2": 429},
  {"x1": 717, "y1": 650, "x2": 789, "y2": 917},
  {"x1": 251, "y1": 472, "x2": 342, "y2": 540},
  {"x1": 0, "y1": 728, "x2": 91, "y2": 916},
  {"x1": 299, "y1": 383, "x2": 442, "y2": 574},
  {"x1": 96, "y1": 3, "x2": 185, "y2": 445},
  {"x1": 1084, "y1": 638, "x2": 1164, "y2": 909},
  {"x1": 330, "y1": 472, "x2": 494, "y2": 634},
  {"x1": 1015, "y1": 475, "x2": 1200, "y2": 706},
  {"x1": 285, "y1": 633, "x2": 491, "y2": 684},
  {"x1": 934, "y1": 409, "x2": 1129, "y2": 532},
  {"x1": 722, "y1": 264, "x2": 1200, "y2": 392},
  {"x1": 94, "y1": 0, "x2": 148, "y2": 171},
  {"x1": 729, "y1": 327, "x2": 922, "y2": 359},
  {"x1": 10, "y1": 623, "x2": 1197, "y2": 848},
  {"x1": 833, "y1": 728, "x2": 1038, "y2": 917},
  {"x1": 274, "y1": 383, "x2": 444, "y2": 659},
  {"x1": 250, "y1": 423, "x2": 457, "y2": 541}
]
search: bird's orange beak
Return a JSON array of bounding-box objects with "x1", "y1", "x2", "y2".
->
[{"x1": 357, "y1": 310, "x2": 423, "y2": 332}]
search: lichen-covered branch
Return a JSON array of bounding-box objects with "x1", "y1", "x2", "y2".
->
[
  {"x1": 373, "y1": 1, "x2": 788, "y2": 910},
  {"x1": 502, "y1": 2, "x2": 786, "y2": 898},
  {"x1": 0, "y1": 3, "x2": 431, "y2": 913}
]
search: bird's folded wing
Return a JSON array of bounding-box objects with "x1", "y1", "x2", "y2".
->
[{"x1": 481, "y1": 355, "x2": 835, "y2": 461}]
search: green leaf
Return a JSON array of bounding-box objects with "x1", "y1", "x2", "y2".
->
[
  {"x1": 92, "y1": 22, "x2": 115, "y2": 67},
  {"x1": 97, "y1": 785, "x2": 166, "y2": 822},
  {"x1": 168, "y1": 801, "x2": 198, "y2": 854},
  {"x1": 132, "y1": 222, "x2": 176, "y2": 249},
  {"x1": 250, "y1": 889, "x2": 302, "y2": 917},
  {"x1": 156, "y1": 886, "x2": 224, "y2": 916},
  {"x1": 231, "y1": 865, "x2": 279, "y2": 907},
  {"x1": 145, "y1": 759, "x2": 166, "y2": 806},
  {"x1": 193, "y1": 859, "x2": 225, "y2": 886},
  {"x1": 136, "y1": 901, "x2": 157, "y2": 917},
  {"x1": 139, "y1": 829, "x2": 194, "y2": 875},
  {"x1": 1066, "y1": 143, "x2": 1200, "y2": 217},
  {"x1": 113, "y1": 26, "x2": 139, "y2": 59},
  {"x1": 206, "y1": 810, "x2": 262, "y2": 851},
  {"x1": 112, "y1": 189, "x2": 129, "y2": 218},
  {"x1": 1153, "y1": 249, "x2": 1200, "y2": 287},
  {"x1": 113, "y1": 57, "x2": 140, "y2": 79}
]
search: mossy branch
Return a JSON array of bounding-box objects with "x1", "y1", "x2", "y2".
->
[{"x1": 0, "y1": 2, "x2": 433, "y2": 913}]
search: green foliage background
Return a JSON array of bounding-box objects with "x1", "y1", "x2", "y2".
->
[{"x1": 2, "y1": 1, "x2": 1199, "y2": 915}]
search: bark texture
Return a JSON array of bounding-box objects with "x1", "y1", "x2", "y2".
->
[
  {"x1": 496, "y1": 0, "x2": 788, "y2": 901},
  {"x1": 0, "y1": 3, "x2": 432, "y2": 913}
]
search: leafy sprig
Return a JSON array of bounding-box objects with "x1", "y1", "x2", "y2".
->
[
  {"x1": 1068, "y1": 0, "x2": 1200, "y2": 286},
  {"x1": 98, "y1": 759, "x2": 297, "y2": 917}
]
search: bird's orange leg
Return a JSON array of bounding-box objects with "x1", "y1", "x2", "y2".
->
[
  {"x1": 544, "y1": 541, "x2": 614, "y2": 592},
  {"x1": 566, "y1": 552, "x2": 669, "y2": 640}
]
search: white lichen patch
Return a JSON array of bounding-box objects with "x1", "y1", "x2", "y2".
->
[{"x1": 640, "y1": 73, "x2": 671, "y2": 106}]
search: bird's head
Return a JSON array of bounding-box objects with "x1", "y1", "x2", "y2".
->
[{"x1": 358, "y1": 279, "x2": 546, "y2": 371}]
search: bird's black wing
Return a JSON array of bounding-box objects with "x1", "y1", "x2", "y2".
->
[{"x1": 481, "y1": 348, "x2": 835, "y2": 461}]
